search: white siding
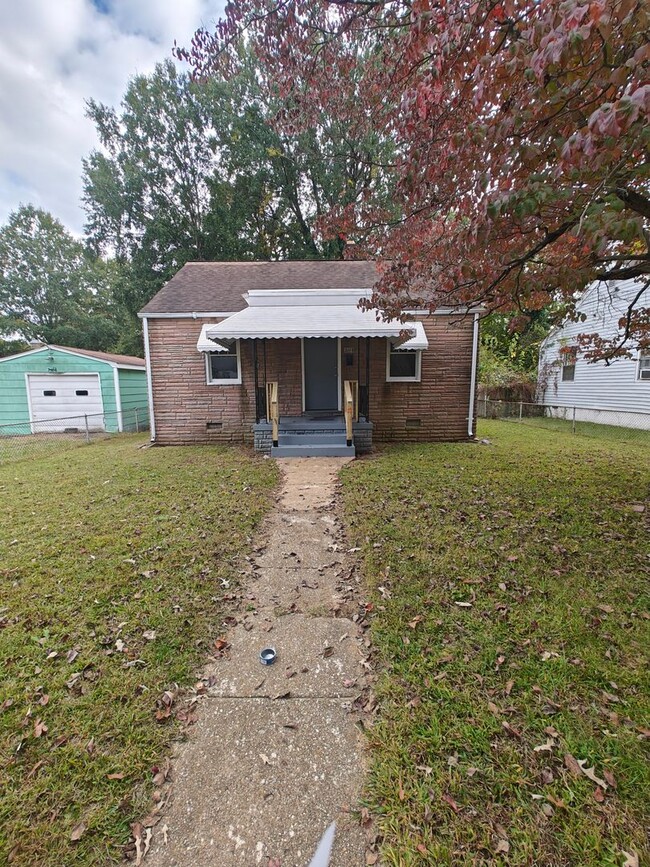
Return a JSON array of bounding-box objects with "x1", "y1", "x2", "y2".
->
[{"x1": 538, "y1": 279, "x2": 650, "y2": 418}]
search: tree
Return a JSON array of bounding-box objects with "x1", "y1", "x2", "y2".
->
[
  {"x1": 0, "y1": 337, "x2": 30, "y2": 358},
  {"x1": 0, "y1": 205, "x2": 125, "y2": 352},
  {"x1": 181, "y1": 0, "x2": 649, "y2": 359},
  {"x1": 83, "y1": 53, "x2": 396, "y2": 320}
]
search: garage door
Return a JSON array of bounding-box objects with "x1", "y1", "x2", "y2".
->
[{"x1": 27, "y1": 374, "x2": 104, "y2": 432}]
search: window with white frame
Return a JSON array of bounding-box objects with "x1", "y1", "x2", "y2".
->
[
  {"x1": 206, "y1": 342, "x2": 241, "y2": 384},
  {"x1": 386, "y1": 342, "x2": 421, "y2": 382},
  {"x1": 560, "y1": 346, "x2": 577, "y2": 382},
  {"x1": 639, "y1": 349, "x2": 650, "y2": 381}
]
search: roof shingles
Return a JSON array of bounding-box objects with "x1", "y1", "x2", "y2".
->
[{"x1": 138, "y1": 260, "x2": 380, "y2": 316}]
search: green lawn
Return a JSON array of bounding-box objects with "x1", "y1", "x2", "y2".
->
[
  {"x1": 0, "y1": 436, "x2": 278, "y2": 866},
  {"x1": 342, "y1": 421, "x2": 649, "y2": 866}
]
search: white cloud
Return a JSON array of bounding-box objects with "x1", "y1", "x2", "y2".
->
[{"x1": 0, "y1": 0, "x2": 225, "y2": 234}]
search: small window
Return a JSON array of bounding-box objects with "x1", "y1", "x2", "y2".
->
[
  {"x1": 560, "y1": 346, "x2": 577, "y2": 382},
  {"x1": 206, "y1": 343, "x2": 241, "y2": 384},
  {"x1": 638, "y1": 350, "x2": 650, "y2": 381},
  {"x1": 386, "y1": 343, "x2": 421, "y2": 382},
  {"x1": 43, "y1": 390, "x2": 56, "y2": 397},
  {"x1": 75, "y1": 389, "x2": 89, "y2": 397}
]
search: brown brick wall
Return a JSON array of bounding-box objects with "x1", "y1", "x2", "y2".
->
[
  {"x1": 367, "y1": 316, "x2": 475, "y2": 441},
  {"x1": 147, "y1": 315, "x2": 476, "y2": 446}
]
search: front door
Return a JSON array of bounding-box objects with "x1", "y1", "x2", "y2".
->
[{"x1": 303, "y1": 338, "x2": 339, "y2": 411}]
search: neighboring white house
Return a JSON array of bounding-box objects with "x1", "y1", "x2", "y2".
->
[{"x1": 538, "y1": 278, "x2": 650, "y2": 429}]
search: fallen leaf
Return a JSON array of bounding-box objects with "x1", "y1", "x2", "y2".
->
[
  {"x1": 417, "y1": 843, "x2": 428, "y2": 854},
  {"x1": 70, "y1": 821, "x2": 87, "y2": 842},
  {"x1": 576, "y1": 758, "x2": 608, "y2": 789},
  {"x1": 593, "y1": 786, "x2": 605, "y2": 802},
  {"x1": 322, "y1": 646, "x2": 334, "y2": 658},
  {"x1": 454, "y1": 601, "x2": 472, "y2": 608},
  {"x1": 502, "y1": 721, "x2": 522, "y2": 739},
  {"x1": 115, "y1": 639, "x2": 125, "y2": 653},
  {"x1": 365, "y1": 853, "x2": 378, "y2": 865},
  {"x1": 621, "y1": 851, "x2": 639, "y2": 867},
  {"x1": 260, "y1": 753, "x2": 271, "y2": 765},
  {"x1": 603, "y1": 768, "x2": 617, "y2": 788},
  {"x1": 564, "y1": 753, "x2": 582, "y2": 777},
  {"x1": 505, "y1": 679, "x2": 514, "y2": 696},
  {"x1": 107, "y1": 772, "x2": 125, "y2": 780},
  {"x1": 533, "y1": 738, "x2": 555, "y2": 753},
  {"x1": 33, "y1": 719, "x2": 48, "y2": 738},
  {"x1": 142, "y1": 630, "x2": 157, "y2": 641},
  {"x1": 398, "y1": 781, "x2": 406, "y2": 801},
  {"x1": 441, "y1": 793, "x2": 460, "y2": 813},
  {"x1": 39, "y1": 694, "x2": 49, "y2": 706},
  {"x1": 161, "y1": 824, "x2": 169, "y2": 845},
  {"x1": 495, "y1": 838, "x2": 510, "y2": 854},
  {"x1": 66, "y1": 649, "x2": 78, "y2": 664}
]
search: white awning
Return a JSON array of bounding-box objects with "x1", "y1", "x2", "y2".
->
[
  {"x1": 196, "y1": 323, "x2": 231, "y2": 352},
  {"x1": 202, "y1": 306, "x2": 424, "y2": 343},
  {"x1": 392, "y1": 321, "x2": 428, "y2": 351}
]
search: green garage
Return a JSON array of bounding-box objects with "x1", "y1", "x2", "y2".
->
[{"x1": 0, "y1": 345, "x2": 149, "y2": 434}]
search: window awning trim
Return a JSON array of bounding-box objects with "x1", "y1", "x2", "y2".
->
[{"x1": 197, "y1": 323, "x2": 232, "y2": 352}]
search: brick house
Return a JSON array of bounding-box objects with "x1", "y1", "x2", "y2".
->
[{"x1": 139, "y1": 261, "x2": 480, "y2": 456}]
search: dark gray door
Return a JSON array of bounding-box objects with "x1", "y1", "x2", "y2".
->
[{"x1": 304, "y1": 338, "x2": 339, "y2": 411}]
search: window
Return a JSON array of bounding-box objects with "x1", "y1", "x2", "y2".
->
[
  {"x1": 560, "y1": 346, "x2": 577, "y2": 382},
  {"x1": 75, "y1": 389, "x2": 89, "y2": 396},
  {"x1": 206, "y1": 342, "x2": 241, "y2": 384},
  {"x1": 386, "y1": 343, "x2": 421, "y2": 382},
  {"x1": 639, "y1": 350, "x2": 650, "y2": 381},
  {"x1": 43, "y1": 390, "x2": 56, "y2": 396}
]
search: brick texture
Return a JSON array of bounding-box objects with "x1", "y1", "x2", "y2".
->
[{"x1": 147, "y1": 315, "x2": 476, "y2": 446}]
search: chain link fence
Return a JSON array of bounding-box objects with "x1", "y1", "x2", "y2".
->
[
  {"x1": 0, "y1": 407, "x2": 149, "y2": 465},
  {"x1": 478, "y1": 398, "x2": 650, "y2": 444}
]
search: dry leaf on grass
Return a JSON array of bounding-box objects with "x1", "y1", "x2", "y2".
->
[
  {"x1": 621, "y1": 851, "x2": 639, "y2": 867},
  {"x1": 564, "y1": 754, "x2": 608, "y2": 789},
  {"x1": 70, "y1": 821, "x2": 87, "y2": 842}
]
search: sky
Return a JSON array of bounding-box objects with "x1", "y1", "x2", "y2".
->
[{"x1": 0, "y1": 0, "x2": 225, "y2": 235}]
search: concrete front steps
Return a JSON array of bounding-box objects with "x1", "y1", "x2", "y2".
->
[{"x1": 270, "y1": 417, "x2": 355, "y2": 458}]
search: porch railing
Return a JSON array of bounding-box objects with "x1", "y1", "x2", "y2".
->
[
  {"x1": 358, "y1": 384, "x2": 369, "y2": 421},
  {"x1": 343, "y1": 380, "x2": 356, "y2": 447},
  {"x1": 267, "y1": 381, "x2": 279, "y2": 446}
]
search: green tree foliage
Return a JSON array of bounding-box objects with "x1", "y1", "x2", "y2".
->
[
  {"x1": 0, "y1": 206, "x2": 126, "y2": 352},
  {"x1": 479, "y1": 310, "x2": 555, "y2": 397},
  {"x1": 0, "y1": 337, "x2": 30, "y2": 359},
  {"x1": 82, "y1": 55, "x2": 395, "y2": 319}
]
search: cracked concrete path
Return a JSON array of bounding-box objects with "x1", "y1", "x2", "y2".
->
[{"x1": 145, "y1": 458, "x2": 368, "y2": 867}]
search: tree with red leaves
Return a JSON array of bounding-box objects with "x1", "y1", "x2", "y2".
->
[{"x1": 178, "y1": 0, "x2": 649, "y2": 359}]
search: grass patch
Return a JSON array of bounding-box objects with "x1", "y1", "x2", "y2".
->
[
  {"x1": 342, "y1": 422, "x2": 649, "y2": 866},
  {"x1": 0, "y1": 436, "x2": 278, "y2": 866},
  {"x1": 496, "y1": 417, "x2": 650, "y2": 446}
]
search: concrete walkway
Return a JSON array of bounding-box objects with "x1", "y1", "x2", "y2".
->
[{"x1": 145, "y1": 458, "x2": 368, "y2": 867}]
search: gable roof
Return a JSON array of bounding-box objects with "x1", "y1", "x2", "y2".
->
[
  {"x1": 139, "y1": 260, "x2": 380, "y2": 316},
  {"x1": 53, "y1": 346, "x2": 145, "y2": 367},
  {"x1": 0, "y1": 344, "x2": 145, "y2": 368}
]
